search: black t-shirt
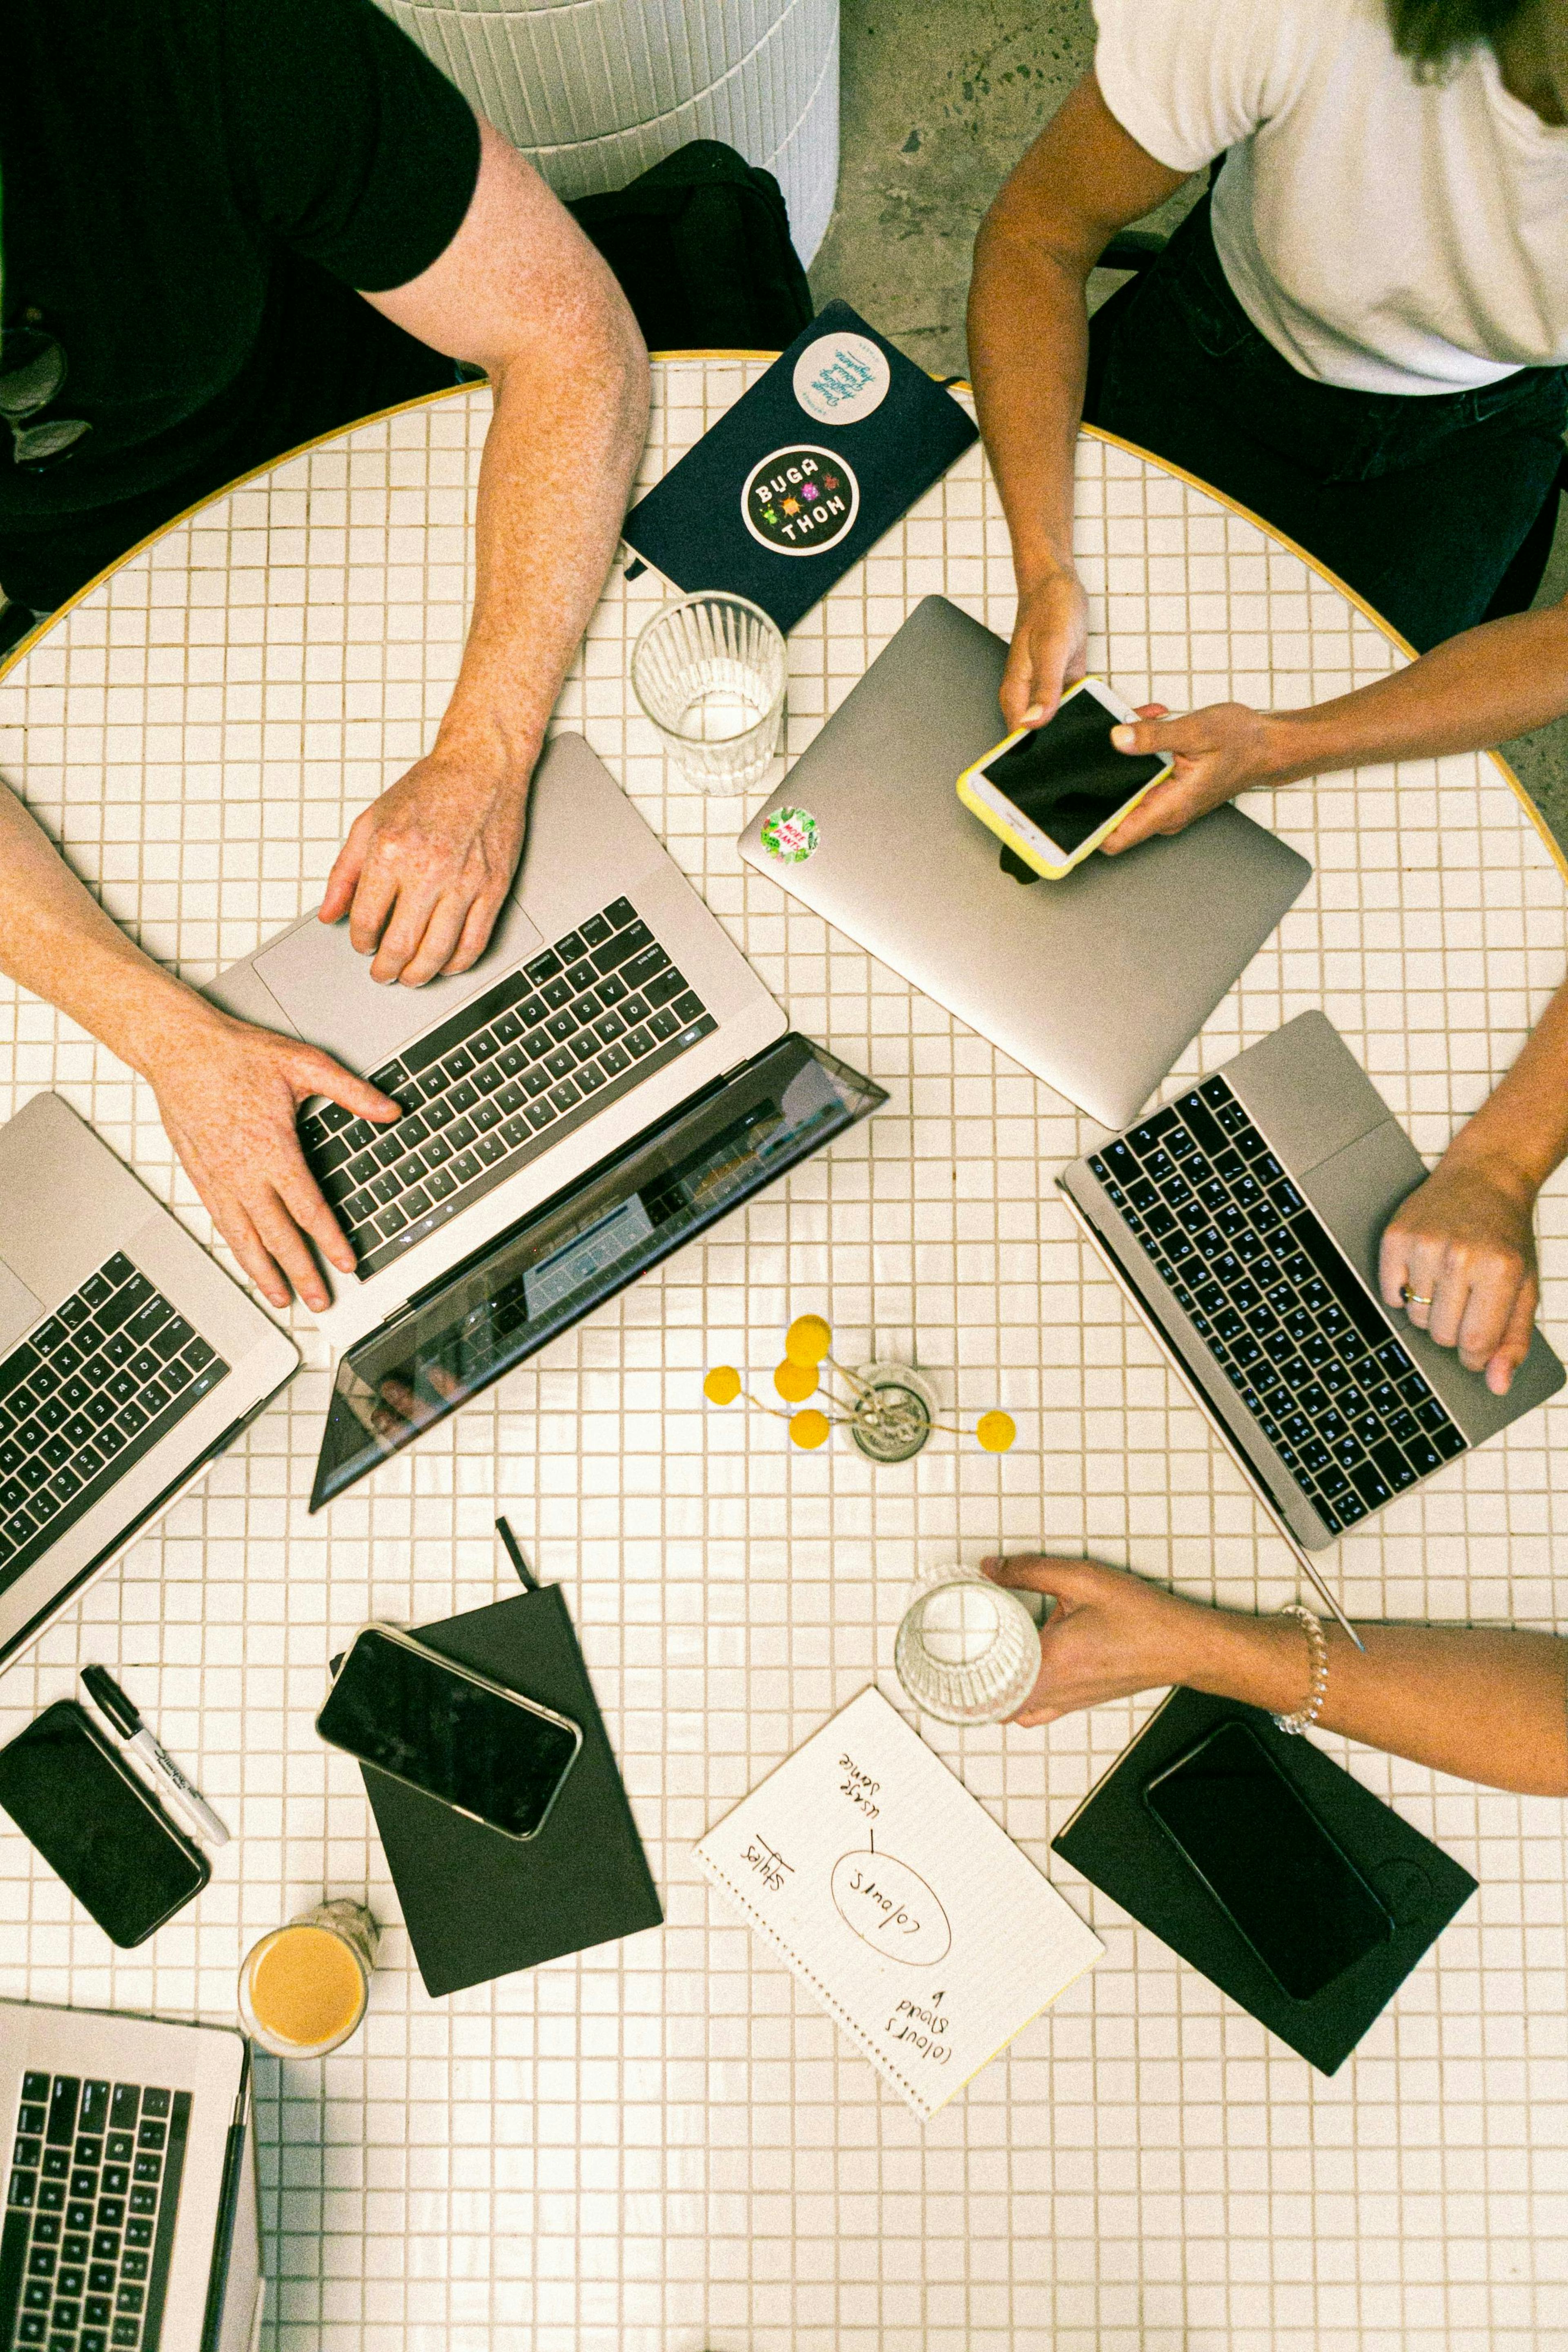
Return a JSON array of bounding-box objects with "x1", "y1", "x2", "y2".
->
[{"x1": 0, "y1": 0, "x2": 481, "y2": 526}]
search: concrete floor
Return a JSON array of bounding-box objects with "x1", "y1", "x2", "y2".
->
[{"x1": 808, "y1": 0, "x2": 1568, "y2": 844}]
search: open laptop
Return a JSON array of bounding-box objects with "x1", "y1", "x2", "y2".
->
[
  {"x1": 737, "y1": 595, "x2": 1312, "y2": 1130},
  {"x1": 1060, "y1": 1011, "x2": 1565, "y2": 1552},
  {"x1": 209, "y1": 735, "x2": 885, "y2": 1508},
  {"x1": 0, "y1": 1998, "x2": 261, "y2": 2352},
  {"x1": 0, "y1": 1098, "x2": 297, "y2": 1670}
]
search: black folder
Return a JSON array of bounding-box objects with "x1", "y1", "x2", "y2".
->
[
  {"x1": 622, "y1": 298, "x2": 978, "y2": 634},
  {"x1": 355, "y1": 1586, "x2": 663, "y2": 1997},
  {"x1": 1051, "y1": 1687, "x2": 1477, "y2": 2074}
]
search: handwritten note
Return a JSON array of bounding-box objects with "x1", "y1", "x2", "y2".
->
[{"x1": 695, "y1": 1685, "x2": 1103, "y2": 2119}]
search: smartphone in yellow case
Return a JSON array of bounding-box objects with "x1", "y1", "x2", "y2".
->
[{"x1": 956, "y1": 675, "x2": 1174, "y2": 880}]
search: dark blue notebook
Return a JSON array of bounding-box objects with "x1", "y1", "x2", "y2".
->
[{"x1": 623, "y1": 300, "x2": 979, "y2": 633}]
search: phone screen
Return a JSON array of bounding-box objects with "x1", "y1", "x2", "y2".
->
[
  {"x1": 1143, "y1": 1719, "x2": 1394, "y2": 2001},
  {"x1": 318, "y1": 1628, "x2": 580, "y2": 1839},
  {"x1": 0, "y1": 1702, "x2": 208, "y2": 1947},
  {"x1": 981, "y1": 689, "x2": 1167, "y2": 855}
]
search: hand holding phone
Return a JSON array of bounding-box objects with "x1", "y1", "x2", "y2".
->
[{"x1": 956, "y1": 675, "x2": 1175, "y2": 879}]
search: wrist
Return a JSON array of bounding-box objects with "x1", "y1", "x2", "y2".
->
[
  {"x1": 1175, "y1": 1601, "x2": 1319, "y2": 1714},
  {"x1": 1013, "y1": 540, "x2": 1079, "y2": 600},
  {"x1": 104, "y1": 970, "x2": 225, "y2": 1089},
  {"x1": 430, "y1": 702, "x2": 542, "y2": 793},
  {"x1": 1437, "y1": 1118, "x2": 1550, "y2": 1207}
]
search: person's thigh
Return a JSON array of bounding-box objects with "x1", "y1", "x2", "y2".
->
[{"x1": 1091, "y1": 223, "x2": 1565, "y2": 651}]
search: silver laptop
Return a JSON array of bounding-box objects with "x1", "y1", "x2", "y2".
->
[
  {"x1": 1061, "y1": 1011, "x2": 1565, "y2": 1552},
  {"x1": 0, "y1": 1997, "x2": 262, "y2": 2352},
  {"x1": 209, "y1": 732, "x2": 788, "y2": 1358},
  {"x1": 737, "y1": 595, "x2": 1312, "y2": 1129},
  {"x1": 0, "y1": 1098, "x2": 296, "y2": 1669}
]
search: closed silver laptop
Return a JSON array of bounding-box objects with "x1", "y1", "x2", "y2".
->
[
  {"x1": 208, "y1": 733, "x2": 788, "y2": 1355},
  {"x1": 1061, "y1": 1011, "x2": 1565, "y2": 1553},
  {"x1": 0, "y1": 1098, "x2": 296, "y2": 1669},
  {"x1": 0, "y1": 1998, "x2": 262, "y2": 2352},
  {"x1": 737, "y1": 595, "x2": 1311, "y2": 1129}
]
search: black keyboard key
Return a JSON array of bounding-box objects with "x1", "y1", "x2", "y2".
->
[
  {"x1": 1373, "y1": 1439, "x2": 1416, "y2": 1490},
  {"x1": 590, "y1": 920, "x2": 653, "y2": 975},
  {"x1": 621, "y1": 994, "x2": 650, "y2": 1025},
  {"x1": 1350, "y1": 1461, "x2": 1392, "y2": 1510},
  {"x1": 648, "y1": 1008, "x2": 679, "y2": 1041},
  {"x1": 605, "y1": 897, "x2": 637, "y2": 929},
  {"x1": 547, "y1": 1082, "x2": 580, "y2": 1114},
  {"x1": 92, "y1": 1278, "x2": 151, "y2": 1335},
  {"x1": 1403, "y1": 1434, "x2": 1443, "y2": 1475},
  {"x1": 1434, "y1": 1423, "x2": 1467, "y2": 1461},
  {"x1": 579, "y1": 913, "x2": 612, "y2": 947},
  {"x1": 47, "y1": 2084, "x2": 80, "y2": 2149}
]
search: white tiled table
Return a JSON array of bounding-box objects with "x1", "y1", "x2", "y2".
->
[{"x1": 2, "y1": 359, "x2": 1566, "y2": 2352}]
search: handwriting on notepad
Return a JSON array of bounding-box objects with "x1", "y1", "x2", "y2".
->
[
  {"x1": 742, "y1": 1836, "x2": 793, "y2": 1893},
  {"x1": 888, "y1": 1991, "x2": 952, "y2": 2067},
  {"x1": 837, "y1": 1753, "x2": 881, "y2": 1820},
  {"x1": 830, "y1": 1850, "x2": 952, "y2": 1966}
]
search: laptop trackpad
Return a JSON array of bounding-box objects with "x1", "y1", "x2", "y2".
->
[
  {"x1": 254, "y1": 889, "x2": 546, "y2": 1074},
  {"x1": 0, "y1": 1258, "x2": 44, "y2": 1357}
]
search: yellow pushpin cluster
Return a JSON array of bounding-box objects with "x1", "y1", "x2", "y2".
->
[{"x1": 703, "y1": 1316, "x2": 1017, "y2": 1455}]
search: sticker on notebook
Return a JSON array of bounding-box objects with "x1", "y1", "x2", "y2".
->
[
  {"x1": 743, "y1": 447, "x2": 860, "y2": 557},
  {"x1": 793, "y1": 332, "x2": 891, "y2": 427},
  {"x1": 761, "y1": 806, "x2": 819, "y2": 863}
]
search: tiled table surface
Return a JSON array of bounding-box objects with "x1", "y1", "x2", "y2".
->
[{"x1": 1, "y1": 362, "x2": 1566, "y2": 2352}]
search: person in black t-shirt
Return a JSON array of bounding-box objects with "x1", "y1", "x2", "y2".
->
[{"x1": 0, "y1": 0, "x2": 648, "y2": 1310}]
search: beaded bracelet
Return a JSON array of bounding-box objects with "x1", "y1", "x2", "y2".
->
[{"x1": 1272, "y1": 1601, "x2": 1330, "y2": 1735}]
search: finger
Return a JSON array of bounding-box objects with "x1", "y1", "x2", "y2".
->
[
  {"x1": 1425, "y1": 1249, "x2": 1474, "y2": 1352},
  {"x1": 394, "y1": 889, "x2": 473, "y2": 991},
  {"x1": 368, "y1": 871, "x2": 448, "y2": 985},
  {"x1": 210, "y1": 1189, "x2": 293, "y2": 1312},
  {"x1": 276, "y1": 1158, "x2": 357, "y2": 1280},
  {"x1": 1394, "y1": 1236, "x2": 1444, "y2": 1331},
  {"x1": 1486, "y1": 1278, "x2": 1539, "y2": 1396},
  {"x1": 1132, "y1": 704, "x2": 1169, "y2": 721},
  {"x1": 294, "y1": 1052, "x2": 403, "y2": 1125},
  {"x1": 1378, "y1": 1221, "x2": 1414, "y2": 1311},
  {"x1": 319, "y1": 814, "x2": 371, "y2": 927},
  {"x1": 1454, "y1": 1253, "x2": 1528, "y2": 1372},
  {"x1": 1098, "y1": 775, "x2": 1195, "y2": 856},
  {"x1": 982, "y1": 1553, "x2": 1099, "y2": 1604},
  {"x1": 347, "y1": 856, "x2": 404, "y2": 963},
  {"x1": 249, "y1": 1188, "x2": 333, "y2": 1314},
  {"x1": 443, "y1": 886, "x2": 511, "y2": 978},
  {"x1": 1000, "y1": 633, "x2": 1044, "y2": 732}
]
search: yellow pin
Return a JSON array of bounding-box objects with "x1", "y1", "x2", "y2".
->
[
  {"x1": 976, "y1": 1410, "x2": 1016, "y2": 1454},
  {"x1": 784, "y1": 1314, "x2": 833, "y2": 1368},
  {"x1": 788, "y1": 1408, "x2": 831, "y2": 1450},
  {"x1": 703, "y1": 1365, "x2": 742, "y2": 1405}
]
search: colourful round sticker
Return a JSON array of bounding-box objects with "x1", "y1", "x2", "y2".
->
[
  {"x1": 742, "y1": 446, "x2": 859, "y2": 557},
  {"x1": 761, "y1": 806, "x2": 819, "y2": 863},
  {"x1": 793, "y1": 331, "x2": 891, "y2": 426}
]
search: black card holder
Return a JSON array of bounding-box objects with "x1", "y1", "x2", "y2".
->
[{"x1": 1051, "y1": 1686, "x2": 1478, "y2": 2074}]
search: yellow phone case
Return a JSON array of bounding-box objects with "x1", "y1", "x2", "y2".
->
[{"x1": 955, "y1": 678, "x2": 1172, "y2": 880}]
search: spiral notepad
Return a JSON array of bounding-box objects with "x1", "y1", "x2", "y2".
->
[{"x1": 695, "y1": 1686, "x2": 1103, "y2": 2119}]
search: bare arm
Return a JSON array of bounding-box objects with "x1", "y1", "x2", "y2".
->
[
  {"x1": 986, "y1": 1556, "x2": 1568, "y2": 1796},
  {"x1": 967, "y1": 74, "x2": 1187, "y2": 730},
  {"x1": 0, "y1": 781, "x2": 399, "y2": 1310},
  {"x1": 326, "y1": 117, "x2": 650, "y2": 985}
]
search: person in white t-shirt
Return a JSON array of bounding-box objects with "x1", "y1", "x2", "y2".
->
[{"x1": 967, "y1": 0, "x2": 1568, "y2": 1404}]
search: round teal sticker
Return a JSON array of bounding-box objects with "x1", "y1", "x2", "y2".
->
[{"x1": 761, "y1": 807, "x2": 819, "y2": 863}]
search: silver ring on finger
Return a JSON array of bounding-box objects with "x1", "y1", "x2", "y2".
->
[{"x1": 1400, "y1": 1285, "x2": 1433, "y2": 1308}]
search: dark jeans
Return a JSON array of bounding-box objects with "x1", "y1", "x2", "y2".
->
[
  {"x1": 0, "y1": 261, "x2": 456, "y2": 617},
  {"x1": 1085, "y1": 199, "x2": 1568, "y2": 652}
]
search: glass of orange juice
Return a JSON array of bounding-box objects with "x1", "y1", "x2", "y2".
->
[{"x1": 238, "y1": 1899, "x2": 380, "y2": 2058}]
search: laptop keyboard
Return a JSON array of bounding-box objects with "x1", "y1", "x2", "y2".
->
[
  {"x1": 1087, "y1": 1075, "x2": 1467, "y2": 1535},
  {"x1": 0, "y1": 1258, "x2": 230, "y2": 1598},
  {"x1": 301, "y1": 895, "x2": 717, "y2": 1280},
  {"x1": 1, "y1": 2072, "x2": 189, "y2": 2352}
]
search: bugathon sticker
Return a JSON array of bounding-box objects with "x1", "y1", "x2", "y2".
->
[
  {"x1": 760, "y1": 806, "x2": 819, "y2": 862},
  {"x1": 793, "y1": 330, "x2": 891, "y2": 426},
  {"x1": 743, "y1": 446, "x2": 859, "y2": 556}
]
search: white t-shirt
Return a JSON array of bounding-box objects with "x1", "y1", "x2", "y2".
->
[{"x1": 1094, "y1": 0, "x2": 1568, "y2": 394}]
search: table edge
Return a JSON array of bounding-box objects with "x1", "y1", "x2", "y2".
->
[{"x1": 2, "y1": 357, "x2": 1561, "y2": 889}]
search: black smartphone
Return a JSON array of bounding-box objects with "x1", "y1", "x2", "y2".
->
[
  {"x1": 317, "y1": 1623, "x2": 582, "y2": 1840},
  {"x1": 0, "y1": 1699, "x2": 210, "y2": 1947},
  {"x1": 1143, "y1": 1718, "x2": 1395, "y2": 2002}
]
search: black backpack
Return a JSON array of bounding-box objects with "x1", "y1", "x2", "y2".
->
[{"x1": 567, "y1": 140, "x2": 813, "y2": 352}]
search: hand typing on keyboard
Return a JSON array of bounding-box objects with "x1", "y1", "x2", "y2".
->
[{"x1": 147, "y1": 1004, "x2": 401, "y2": 1312}]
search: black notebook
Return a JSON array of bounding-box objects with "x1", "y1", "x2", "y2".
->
[
  {"x1": 622, "y1": 298, "x2": 979, "y2": 634},
  {"x1": 1051, "y1": 1686, "x2": 1477, "y2": 2074},
  {"x1": 354, "y1": 1586, "x2": 663, "y2": 1997}
]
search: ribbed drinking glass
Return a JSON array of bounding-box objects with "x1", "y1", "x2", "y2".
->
[
  {"x1": 893, "y1": 1569, "x2": 1044, "y2": 1726},
  {"x1": 631, "y1": 591, "x2": 786, "y2": 794}
]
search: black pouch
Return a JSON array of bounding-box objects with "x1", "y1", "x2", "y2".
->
[{"x1": 567, "y1": 139, "x2": 813, "y2": 350}]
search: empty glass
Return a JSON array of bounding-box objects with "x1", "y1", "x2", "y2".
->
[
  {"x1": 631, "y1": 591, "x2": 786, "y2": 795},
  {"x1": 894, "y1": 1569, "x2": 1045, "y2": 1726}
]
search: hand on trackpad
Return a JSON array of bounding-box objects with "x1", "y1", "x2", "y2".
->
[{"x1": 254, "y1": 890, "x2": 545, "y2": 1074}]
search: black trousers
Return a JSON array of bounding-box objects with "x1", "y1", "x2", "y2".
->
[
  {"x1": 0, "y1": 263, "x2": 456, "y2": 616},
  {"x1": 1085, "y1": 199, "x2": 1568, "y2": 653}
]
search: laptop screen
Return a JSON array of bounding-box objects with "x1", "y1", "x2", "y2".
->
[{"x1": 310, "y1": 1036, "x2": 886, "y2": 1508}]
